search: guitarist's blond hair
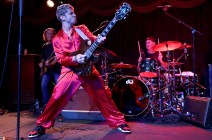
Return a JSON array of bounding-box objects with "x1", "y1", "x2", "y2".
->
[{"x1": 56, "y1": 4, "x2": 74, "y2": 22}]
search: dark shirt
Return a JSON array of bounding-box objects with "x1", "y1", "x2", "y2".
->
[{"x1": 145, "y1": 51, "x2": 159, "y2": 61}]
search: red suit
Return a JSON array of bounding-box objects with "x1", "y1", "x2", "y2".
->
[{"x1": 36, "y1": 25, "x2": 126, "y2": 129}]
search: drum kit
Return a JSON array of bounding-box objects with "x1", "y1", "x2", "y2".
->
[{"x1": 96, "y1": 41, "x2": 200, "y2": 118}]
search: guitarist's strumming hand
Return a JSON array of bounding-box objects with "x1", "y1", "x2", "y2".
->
[
  {"x1": 73, "y1": 54, "x2": 87, "y2": 64},
  {"x1": 45, "y1": 56, "x2": 58, "y2": 67}
]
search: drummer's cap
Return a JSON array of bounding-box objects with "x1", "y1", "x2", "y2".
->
[{"x1": 146, "y1": 37, "x2": 156, "y2": 43}]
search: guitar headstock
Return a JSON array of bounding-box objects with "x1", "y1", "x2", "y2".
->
[{"x1": 115, "y1": 2, "x2": 132, "y2": 21}]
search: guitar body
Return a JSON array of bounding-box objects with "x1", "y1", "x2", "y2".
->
[
  {"x1": 40, "y1": 65, "x2": 47, "y2": 78},
  {"x1": 69, "y1": 40, "x2": 99, "y2": 76}
]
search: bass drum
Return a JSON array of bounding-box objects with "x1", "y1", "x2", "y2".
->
[{"x1": 112, "y1": 76, "x2": 153, "y2": 117}]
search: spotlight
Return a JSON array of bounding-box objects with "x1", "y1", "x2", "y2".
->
[
  {"x1": 59, "y1": 1, "x2": 64, "y2": 4},
  {"x1": 47, "y1": 0, "x2": 54, "y2": 7}
]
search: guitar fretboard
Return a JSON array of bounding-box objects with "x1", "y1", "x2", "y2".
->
[{"x1": 84, "y1": 18, "x2": 117, "y2": 59}]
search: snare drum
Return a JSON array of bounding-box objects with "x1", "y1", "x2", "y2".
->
[
  {"x1": 112, "y1": 76, "x2": 154, "y2": 116},
  {"x1": 139, "y1": 58, "x2": 160, "y2": 78}
]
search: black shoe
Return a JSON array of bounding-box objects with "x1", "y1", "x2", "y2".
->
[
  {"x1": 28, "y1": 125, "x2": 45, "y2": 138},
  {"x1": 117, "y1": 124, "x2": 132, "y2": 134}
]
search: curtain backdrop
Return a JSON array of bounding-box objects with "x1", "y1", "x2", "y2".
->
[{"x1": 0, "y1": 0, "x2": 211, "y2": 96}]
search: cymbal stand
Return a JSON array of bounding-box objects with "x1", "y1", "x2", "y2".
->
[
  {"x1": 165, "y1": 48, "x2": 173, "y2": 106},
  {"x1": 170, "y1": 59, "x2": 177, "y2": 107},
  {"x1": 157, "y1": 66, "x2": 164, "y2": 115},
  {"x1": 162, "y1": 45, "x2": 182, "y2": 115},
  {"x1": 162, "y1": 9, "x2": 203, "y2": 85},
  {"x1": 101, "y1": 54, "x2": 109, "y2": 87}
]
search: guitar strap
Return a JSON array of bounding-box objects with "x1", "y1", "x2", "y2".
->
[{"x1": 75, "y1": 28, "x2": 91, "y2": 41}]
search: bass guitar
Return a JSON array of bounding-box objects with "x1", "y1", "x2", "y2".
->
[{"x1": 40, "y1": 55, "x2": 58, "y2": 78}]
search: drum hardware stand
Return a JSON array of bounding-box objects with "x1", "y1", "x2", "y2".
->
[
  {"x1": 160, "y1": 7, "x2": 203, "y2": 114},
  {"x1": 101, "y1": 53, "x2": 108, "y2": 79},
  {"x1": 141, "y1": 87, "x2": 159, "y2": 119},
  {"x1": 158, "y1": 45, "x2": 183, "y2": 117},
  {"x1": 100, "y1": 53, "x2": 112, "y2": 88},
  {"x1": 156, "y1": 66, "x2": 165, "y2": 116}
]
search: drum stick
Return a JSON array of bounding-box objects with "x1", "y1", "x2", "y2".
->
[{"x1": 138, "y1": 40, "x2": 142, "y2": 57}]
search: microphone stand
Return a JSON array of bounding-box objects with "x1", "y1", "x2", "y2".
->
[
  {"x1": 92, "y1": 20, "x2": 109, "y2": 34},
  {"x1": 17, "y1": 0, "x2": 22, "y2": 139},
  {"x1": 162, "y1": 9, "x2": 203, "y2": 79}
]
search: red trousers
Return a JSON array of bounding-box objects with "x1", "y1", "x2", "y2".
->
[{"x1": 36, "y1": 68, "x2": 126, "y2": 129}]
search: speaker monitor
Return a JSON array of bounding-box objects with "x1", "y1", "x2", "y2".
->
[
  {"x1": 183, "y1": 95, "x2": 212, "y2": 128},
  {"x1": 61, "y1": 87, "x2": 105, "y2": 120}
]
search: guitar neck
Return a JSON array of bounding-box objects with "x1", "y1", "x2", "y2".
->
[{"x1": 84, "y1": 18, "x2": 117, "y2": 59}]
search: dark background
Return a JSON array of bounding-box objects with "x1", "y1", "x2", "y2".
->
[{"x1": 0, "y1": 0, "x2": 211, "y2": 105}]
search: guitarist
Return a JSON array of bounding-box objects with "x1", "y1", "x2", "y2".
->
[
  {"x1": 28, "y1": 3, "x2": 131, "y2": 138},
  {"x1": 39, "y1": 28, "x2": 61, "y2": 108}
]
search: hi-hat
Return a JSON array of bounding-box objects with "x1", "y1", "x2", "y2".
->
[
  {"x1": 110, "y1": 63, "x2": 137, "y2": 69},
  {"x1": 95, "y1": 47, "x2": 118, "y2": 59},
  {"x1": 153, "y1": 41, "x2": 182, "y2": 52}
]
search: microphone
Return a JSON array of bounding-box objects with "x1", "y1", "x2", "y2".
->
[
  {"x1": 157, "y1": 5, "x2": 172, "y2": 8},
  {"x1": 100, "y1": 20, "x2": 109, "y2": 26},
  {"x1": 157, "y1": 5, "x2": 172, "y2": 11}
]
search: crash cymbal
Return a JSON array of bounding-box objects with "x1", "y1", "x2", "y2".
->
[
  {"x1": 95, "y1": 47, "x2": 118, "y2": 59},
  {"x1": 169, "y1": 61, "x2": 184, "y2": 66},
  {"x1": 153, "y1": 41, "x2": 182, "y2": 52},
  {"x1": 110, "y1": 63, "x2": 137, "y2": 69},
  {"x1": 178, "y1": 43, "x2": 192, "y2": 49}
]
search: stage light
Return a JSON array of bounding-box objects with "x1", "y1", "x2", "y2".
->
[
  {"x1": 47, "y1": 0, "x2": 54, "y2": 7},
  {"x1": 59, "y1": 1, "x2": 64, "y2": 4}
]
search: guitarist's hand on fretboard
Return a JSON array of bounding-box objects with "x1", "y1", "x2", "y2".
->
[
  {"x1": 96, "y1": 34, "x2": 106, "y2": 44},
  {"x1": 73, "y1": 54, "x2": 87, "y2": 64}
]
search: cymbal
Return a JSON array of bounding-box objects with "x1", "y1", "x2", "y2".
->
[
  {"x1": 178, "y1": 44, "x2": 192, "y2": 49},
  {"x1": 95, "y1": 47, "x2": 118, "y2": 59},
  {"x1": 110, "y1": 63, "x2": 137, "y2": 69},
  {"x1": 169, "y1": 61, "x2": 184, "y2": 66},
  {"x1": 153, "y1": 41, "x2": 182, "y2": 52}
]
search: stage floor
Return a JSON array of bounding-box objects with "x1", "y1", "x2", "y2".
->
[{"x1": 0, "y1": 110, "x2": 211, "y2": 140}]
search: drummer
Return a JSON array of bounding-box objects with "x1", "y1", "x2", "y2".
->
[
  {"x1": 138, "y1": 36, "x2": 168, "y2": 72},
  {"x1": 138, "y1": 37, "x2": 168, "y2": 78}
]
